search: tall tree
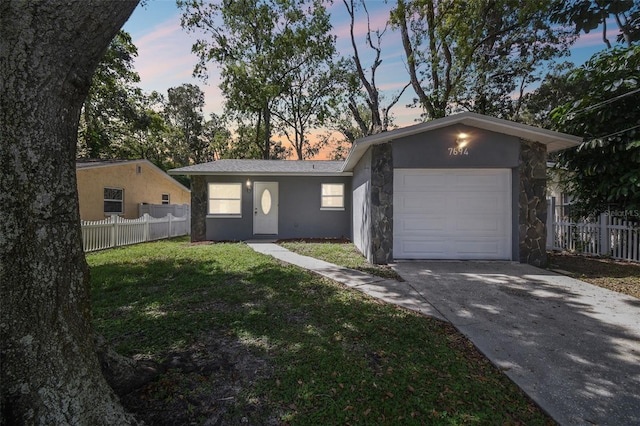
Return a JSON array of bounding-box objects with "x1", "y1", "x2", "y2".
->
[
  {"x1": 274, "y1": 62, "x2": 342, "y2": 160},
  {"x1": 518, "y1": 62, "x2": 580, "y2": 128},
  {"x1": 1, "y1": 0, "x2": 139, "y2": 424},
  {"x1": 342, "y1": 0, "x2": 410, "y2": 136},
  {"x1": 268, "y1": 0, "x2": 340, "y2": 159},
  {"x1": 116, "y1": 93, "x2": 174, "y2": 169},
  {"x1": 550, "y1": 46, "x2": 640, "y2": 217},
  {"x1": 551, "y1": 0, "x2": 640, "y2": 48},
  {"x1": 390, "y1": 0, "x2": 573, "y2": 120},
  {"x1": 78, "y1": 29, "x2": 142, "y2": 159},
  {"x1": 202, "y1": 113, "x2": 233, "y2": 161},
  {"x1": 179, "y1": 0, "x2": 337, "y2": 159},
  {"x1": 164, "y1": 83, "x2": 206, "y2": 165}
]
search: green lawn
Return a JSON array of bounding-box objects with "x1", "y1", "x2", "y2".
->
[
  {"x1": 89, "y1": 238, "x2": 552, "y2": 425},
  {"x1": 279, "y1": 241, "x2": 402, "y2": 280}
]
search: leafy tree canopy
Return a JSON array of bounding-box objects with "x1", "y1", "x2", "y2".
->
[
  {"x1": 550, "y1": 45, "x2": 640, "y2": 217},
  {"x1": 179, "y1": 0, "x2": 338, "y2": 159},
  {"x1": 551, "y1": 0, "x2": 640, "y2": 48},
  {"x1": 390, "y1": 0, "x2": 574, "y2": 121},
  {"x1": 78, "y1": 30, "x2": 141, "y2": 158}
]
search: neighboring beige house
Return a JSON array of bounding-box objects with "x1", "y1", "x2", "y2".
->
[{"x1": 77, "y1": 159, "x2": 191, "y2": 220}]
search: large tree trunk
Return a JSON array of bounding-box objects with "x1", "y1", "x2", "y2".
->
[{"x1": 0, "y1": 1, "x2": 139, "y2": 424}]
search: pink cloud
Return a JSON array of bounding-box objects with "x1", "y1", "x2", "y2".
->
[
  {"x1": 129, "y1": 13, "x2": 225, "y2": 116},
  {"x1": 574, "y1": 30, "x2": 613, "y2": 48},
  {"x1": 136, "y1": 21, "x2": 183, "y2": 48},
  {"x1": 131, "y1": 15, "x2": 198, "y2": 82},
  {"x1": 331, "y1": 2, "x2": 393, "y2": 41}
]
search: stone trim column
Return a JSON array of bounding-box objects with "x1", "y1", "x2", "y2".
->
[
  {"x1": 190, "y1": 175, "x2": 207, "y2": 242},
  {"x1": 370, "y1": 143, "x2": 394, "y2": 264},
  {"x1": 519, "y1": 140, "x2": 548, "y2": 267}
]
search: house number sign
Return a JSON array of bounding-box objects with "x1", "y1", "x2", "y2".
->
[{"x1": 448, "y1": 147, "x2": 469, "y2": 156}]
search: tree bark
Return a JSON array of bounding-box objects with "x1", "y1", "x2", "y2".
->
[
  {"x1": 395, "y1": 0, "x2": 436, "y2": 119},
  {"x1": 0, "y1": 1, "x2": 139, "y2": 424}
]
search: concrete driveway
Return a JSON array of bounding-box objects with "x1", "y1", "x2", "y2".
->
[{"x1": 393, "y1": 261, "x2": 640, "y2": 426}]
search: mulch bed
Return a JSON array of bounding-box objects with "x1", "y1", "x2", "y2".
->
[{"x1": 547, "y1": 251, "x2": 640, "y2": 299}]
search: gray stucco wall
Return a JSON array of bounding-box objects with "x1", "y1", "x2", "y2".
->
[
  {"x1": 352, "y1": 148, "x2": 373, "y2": 262},
  {"x1": 392, "y1": 125, "x2": 521, "y2": 168},
  {"x1": 197, "y1": 175, "x2": 351, "y2": 241},
  {"x1": 351, "y1": 143, "x2": 394, "y2": 264},
  {"x1": 389, "y1": 125, "x2": 522, "y2": 262}
]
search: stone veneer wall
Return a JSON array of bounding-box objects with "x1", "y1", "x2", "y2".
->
[
  {"x1": 519, "y1": 140, "x2": 548, "y2": 267},
  {"x1": 370, "y1": 143, "x2": 394, "y2": 264},
  {"x1": 190, "y1": 175, "x2": 207, "y2": 242}
]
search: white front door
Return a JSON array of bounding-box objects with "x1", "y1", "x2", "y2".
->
[
  {"x1": 253, "y1": 182, "x2": 278, "y2": 235},
  {"x1": 394, "y1": 169, "x2": 512, "y2": 260}
]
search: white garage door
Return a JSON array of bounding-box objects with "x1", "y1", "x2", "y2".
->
[{"x1": 394, "y1": 169, "x2": 512, "y2": 260}]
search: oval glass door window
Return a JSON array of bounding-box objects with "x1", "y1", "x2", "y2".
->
[{"x1": 261, "y1": 189, "x2": 272, "y2": 215}]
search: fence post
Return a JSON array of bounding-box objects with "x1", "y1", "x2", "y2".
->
[
  {"x1": 143, "y1": 213, "x2": 150, "y2": 242},
  {"x1": 186, "y1": 204, "x2": 191, "y2": 236},
  {"x1": 599, "y1": 212, "x2": 609, "y2": 256},
  {"x1": 168, "y1": 213, "x2": 173, "y2": 237},
  {"x1": 546, "y1": 197, "x2": 554, "y2": 250},
  {"x1": 110, "y1": 215, "x2": 117, "y2": 248}
]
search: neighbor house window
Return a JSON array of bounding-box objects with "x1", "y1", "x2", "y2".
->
[
  {"x1": 208, "y1": 183, "x2": 242, "y2": 216},
  {"x1": 104, "y1": 187, "x2": 124, "y2": 214},
  {"x1": 556, "y1": 192, "x2": 574, "y2": 220},
  {"x1": 321, "y1": 183, "x2": 344, "y2": 210},
  {"x1": 162, "y1": 193, "x2": 170, "y2": 205}
]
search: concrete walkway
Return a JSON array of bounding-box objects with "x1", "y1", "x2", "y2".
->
[
  {"x1": 247, "y1": 242, "x2": 640, "y2": 426},
  {"x1": 248, "y1": 242, "x2": 447, "y2": 321}
]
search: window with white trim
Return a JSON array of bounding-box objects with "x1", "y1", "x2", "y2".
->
[
  {"x1": 555, "y1": 192, "x2": 574, "y2": 220},
  {"x1": 104, "y1": 187, "x2": 124, "y2": 214},
  {"x1": 161, "y1": 193, "x2": 170, "y2": 205},
  {"x1": 208, "y1": 183, "x2": 242, "y2": 216},
  {"x1": 321, "y1": 183, "x2": 345, "y2": 210}
]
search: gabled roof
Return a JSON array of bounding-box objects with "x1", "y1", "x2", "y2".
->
[
  {"x1": 77, "y1": 159, "x2": 191, "y2": 193},
  {"x1": 168, "y1": 113, "x2": 582, "y2": 176},
  {"x1": 342, "y1": 112, "x2": 582, "y2": 171},
  {"x1": 169, "y1": 159, "x2": 350, "y2": 176},
  {"x1": 76, "y1": 159, "x2": 138, "y2": 170}
]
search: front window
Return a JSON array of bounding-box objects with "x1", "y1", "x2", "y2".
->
[
  {"x1": 104, "y1": 187, "x2": 124, "y2": 214},
  {"x1": 208, "y1": 183, "x2": 242, "y2": 216},
  {"x1": 321, "y1": 183, "x2": 344, "y2": 210}
]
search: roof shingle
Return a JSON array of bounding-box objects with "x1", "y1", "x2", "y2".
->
[{"x1": 169, "y1": 159, "x2": 348, "y2": 175}]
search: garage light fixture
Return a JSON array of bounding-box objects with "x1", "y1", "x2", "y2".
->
[{"x1": 456, "y1": 132, "x2": 469, "y2": 148}]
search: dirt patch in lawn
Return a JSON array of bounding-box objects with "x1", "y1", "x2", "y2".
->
[
  {"x1": 118, "y1": 331, "x2": 280, "y2": 426},
  {"x1": 547, "y1": 252, "x2": 640, "y2": 299}
]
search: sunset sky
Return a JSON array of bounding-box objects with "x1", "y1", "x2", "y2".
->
[{"x1": 122, "y1": 0, "x2": 610, "y2": 128}]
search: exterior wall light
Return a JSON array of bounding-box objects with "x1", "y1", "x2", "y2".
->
[
  {"x1": 246, "y1": 178, "x2": 252, "y2": 191},
  {"x1": 456, "y1": 132, "x2": 469, "y2": 148}
]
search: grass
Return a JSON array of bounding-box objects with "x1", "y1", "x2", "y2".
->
[
  {"x1": 279, "y1": 241, "x2": 402, "y2": 280},
  {"x1": 89, "y1": 237, "x2": 552, "y2": 425}
]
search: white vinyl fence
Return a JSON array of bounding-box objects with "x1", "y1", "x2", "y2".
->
[
  {"x1": 547, "y1": 212, "x2": 640, "y2": 263},
  {"x1": 81, "y1": 213, "x2": 190, "y2": 252},
  {"x1": 139, "y1": 203, "x2": 190, "y2": 219}
]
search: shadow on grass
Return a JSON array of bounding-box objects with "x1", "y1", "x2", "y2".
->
[
  {"x1": 89, "y1": 243, "x2": 552, "y2": 425},
  {"x1": 548, "y1": 252, "x2": 640, "y2": 279}
]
